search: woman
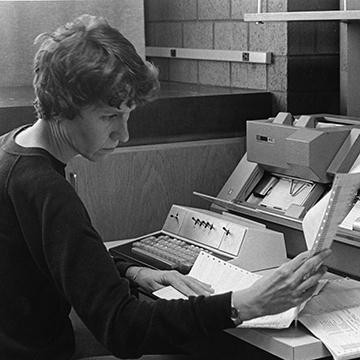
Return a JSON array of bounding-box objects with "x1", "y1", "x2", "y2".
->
[{"x1": 0, "y1": 14, "x2": 330, "y2": 360}]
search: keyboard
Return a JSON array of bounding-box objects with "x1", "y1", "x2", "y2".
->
[{"x1": 130, "y1": 235, "x2": 213, "y2": 274}]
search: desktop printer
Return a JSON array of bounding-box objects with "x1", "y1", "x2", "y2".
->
[{"x1": 209, "y1": 112, "x2": 360, "y2": 221}]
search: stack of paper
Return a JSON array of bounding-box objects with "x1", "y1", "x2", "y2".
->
[{"x1": 300, "y1": 279, "x2": 360, "y2": 360}]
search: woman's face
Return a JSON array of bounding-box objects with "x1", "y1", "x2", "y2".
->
[{"x1": 66, "y1": 101, "x2": 135, "y2": 161}]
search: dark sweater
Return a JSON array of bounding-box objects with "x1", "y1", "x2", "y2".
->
[{"x1": 0, "y1": 126, "x2": 234, "y2": 360}]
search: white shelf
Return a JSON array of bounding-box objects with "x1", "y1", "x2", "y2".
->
[
  {"x1": 244, "y1": 10, "x2": 360, "y2": 22},
  {"x1": 146, "y1": 47, "x2": 272, "y2": 64}
]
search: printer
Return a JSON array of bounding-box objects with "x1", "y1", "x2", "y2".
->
[
  {"x1": 193, "y1": 112, "x2": 360, "y2": 278},
  {"x1": 209, "y1": 112, "x2": 360, "y2": 221}
]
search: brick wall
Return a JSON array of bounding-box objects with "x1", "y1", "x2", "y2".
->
[{"x1": 144, "y1": 0, "x2": 340, "y2": 115}]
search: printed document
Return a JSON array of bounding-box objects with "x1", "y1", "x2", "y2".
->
[
  {"x1": 300, "y1": 278, "x2": 360, "y2": 360},
  {"x1": 154, "y1": 252, "x2": 323, "y2": 329}
]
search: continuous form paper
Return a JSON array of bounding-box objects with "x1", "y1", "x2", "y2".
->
[
  {"x1": 300, "y1": 279, "x2": 360, "y2": 360},
  {"x1": 154, "y1": 252, "x2": 325, "y2": 329},
  {"x1": 153, "y1": 252, "x2": 260, "y2": 303},
  {"x1": 302, "y1": 169, "x2": 360, "y2": 254}
]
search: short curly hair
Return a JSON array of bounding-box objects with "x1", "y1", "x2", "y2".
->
[{"x1": 33, "y1": 14, "x2": 159, "y2": 121}]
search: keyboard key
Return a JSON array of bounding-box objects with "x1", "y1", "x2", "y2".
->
[
  {"x1": 132, "y1": 247, "x2": 178, "y2": 270},
  {"x1": 130, "y1": 235, "x2": 212, "y2": 273}
]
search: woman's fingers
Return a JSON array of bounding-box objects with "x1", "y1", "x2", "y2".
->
[
  {"x1": 164, "y1": 271, "x2": 214, "y2": 297},
  {"x1": 292, "y1": 249, "x2": 331, "y2": 286},
  {"x1": 281, "y1": 248, "x2": 331, "y2": 275},
  {"x1": 295, "y1": 265, "x2": 327, "y2": 296},
  {"x1": 298, "y1": 283, "x2": 322, "y2": 304},
  {"x1": 185, "y1": 276, "x2": 214, "y2": 294}
]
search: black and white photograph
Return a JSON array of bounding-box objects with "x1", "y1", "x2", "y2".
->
[{"x1": 0, "y1": 1, "x2": 359, "y2": 359}]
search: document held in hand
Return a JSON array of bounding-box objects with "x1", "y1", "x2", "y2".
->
[
  {"x1": 302, "y1": 171, "x2": 360, "y2": 254},
  {"x1": 154, "y1": 252, "x2": 321, "y2": 329}
]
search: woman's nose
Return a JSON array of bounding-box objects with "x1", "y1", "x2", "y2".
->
[
  {"x1": 119, "y1": 126, "x2": 129, "y2": 143},
  {"x1": 111, "y1": 120, "x2": 129, "y2": 143}
]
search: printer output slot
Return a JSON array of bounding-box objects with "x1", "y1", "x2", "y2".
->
[{"x1": 244, "y1": 172, "x2": 326, "y2": 219}]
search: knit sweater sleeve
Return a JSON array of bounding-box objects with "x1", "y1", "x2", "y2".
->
[
  {"x1": 7, "y1": 157, "x2": 235, "y2": 358},
  {"x1": 112, "y1": 256, "x2": 137, "y2": 277}
]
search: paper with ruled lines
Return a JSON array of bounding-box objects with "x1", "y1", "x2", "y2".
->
[
  {"x1": 154, "y1": 252, "x2": 324, "y2": 329},
  {"x1": 153, "y1": 251, "x2": 260, "y2": 302}
]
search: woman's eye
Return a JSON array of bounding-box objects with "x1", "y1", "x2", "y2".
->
[{"x1": 103, "y1": 114, "x2": 118, "y2": 121}]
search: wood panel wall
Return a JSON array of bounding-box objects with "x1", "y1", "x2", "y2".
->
[{"x1": 66, "y1": 138, "x2": 245, "y2": 242}]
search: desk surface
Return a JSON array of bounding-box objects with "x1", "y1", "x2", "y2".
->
[{"x1": 227, "y1": 326, "x2": 330, "y2": 360}]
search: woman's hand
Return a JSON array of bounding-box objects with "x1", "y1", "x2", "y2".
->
[
  {"x1": 232, "y1": 248, "x2": 332, "y2": 322},
  {"x1": 126, "y1": 267, "x2": 214, "y2": 297}
]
